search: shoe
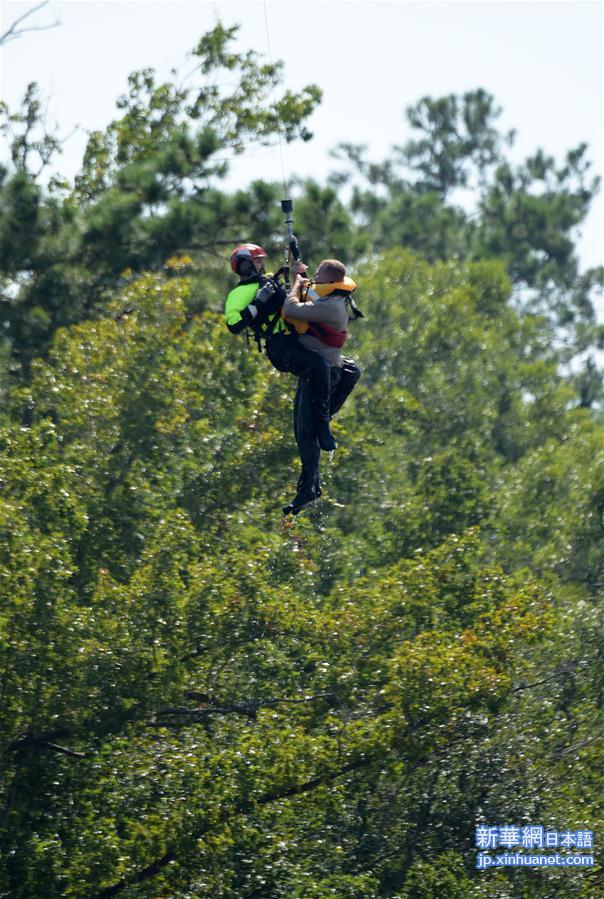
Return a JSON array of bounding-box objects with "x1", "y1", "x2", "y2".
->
[
  {"x1": 283, "y1": 488, "x2": 319, "y2": 516},
  {"x1": 316, "y1": 420, "x2": 337, "y2": 452}
]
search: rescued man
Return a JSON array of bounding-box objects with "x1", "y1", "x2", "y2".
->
[{"x1": 281, "y1": 259, "x2": 361, "y2": 515}]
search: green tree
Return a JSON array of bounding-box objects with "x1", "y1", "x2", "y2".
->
[
  {"x1": 0, "y1": 23, "x2": 321, "y2": 369},
  {"x1": 2, "y1": 253, "x2": 601, "y2": 897},
  {"x1": 330, "y1": 90, "x2": 603, "y2": 407}
]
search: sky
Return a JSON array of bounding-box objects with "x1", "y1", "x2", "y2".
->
[{"x1": 1, "y1": 0, "x2": 603, "y2": 273}]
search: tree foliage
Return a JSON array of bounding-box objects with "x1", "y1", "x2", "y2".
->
[
  {"x1": 0, "y1": 23, "x2": 321, "y2": 367},
  {"x1": 1, "y1": 252, "x2": 602, "y2": 897},
  {"x1": 0, "y1": 24, "x2": 602, "y2": 899},
  {"x1": 330, "y1": 90, "x2": 603, "y2": 405}
]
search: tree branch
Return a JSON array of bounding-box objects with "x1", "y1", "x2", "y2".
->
[
  {"x1": 183, "y1": 690, "x2": 337, "y2": 708},
  {"x1": 38, "y1": 740, "x2": 88, "y2": 759},
  {"x1": 555, "y1": 729, "x2": 604, "y2": 757},
  {"x1": 6, "y1": 731, "x2": 87, "y2": 760},
  {"x1": 0, "y1": 2, "x2": 60, "y2": 45},
  {"x1": 150, "y1": 691, "x2": 338, "y2": 726},
  {"x1": 511, "y1": 662, "x2": 576, "y2": 693}
]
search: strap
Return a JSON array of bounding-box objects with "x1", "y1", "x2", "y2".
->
[
  {"x1": 249, "y1": 311, "x2": 295, "y2": 354},
  {"x1": 346, "y1": 294, "x2": 364, "y2": 319},
  {"x1": 307, "y1": 321, "x2": 348, "y2": 348}
]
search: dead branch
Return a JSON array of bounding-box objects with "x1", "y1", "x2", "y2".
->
[{"x1": 0, "y1": 2, "x2": 60, "y2": 46}]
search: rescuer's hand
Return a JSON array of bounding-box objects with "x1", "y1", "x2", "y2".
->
[
  {"x1": 254, "y1": 282, "x2": 277, "y2": 306},
  {"x1": 291, "y1": 273, "x2": 306, "y2": 297},
  {"x1": 253, "y1": 282, "x2": 285, "y2": 315}
]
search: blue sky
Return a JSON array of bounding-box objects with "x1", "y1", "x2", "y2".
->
[{"x1": 1, "y1": 0, "x2": 603, "y2": 273}]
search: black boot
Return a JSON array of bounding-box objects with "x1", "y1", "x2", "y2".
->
[
  {"x1": 283, "y1": 470, "x2": 322, "y2": 516},
  {"x1": 283, "y1": 487, "x2": 319, "y2": 516}
]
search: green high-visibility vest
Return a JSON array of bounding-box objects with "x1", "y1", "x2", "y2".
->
[{"x1": 225, "y1": 280, "x2": 287, "y2": 334}]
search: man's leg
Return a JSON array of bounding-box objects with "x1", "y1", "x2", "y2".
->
[
  {"x1": 266, "y1": 334, "x2": 336, "y2": 451},
  {"x1": 284, "y1": 378, "x2": 321, "y2": 515},
  {"x1": 288, "y1": 343, "x2": 336, "y2": 451},
  {"x1": 329, "y1": 358, "x2": 361, "y2": 418}
]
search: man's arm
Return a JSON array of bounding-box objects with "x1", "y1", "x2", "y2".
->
[
  {"x1": 226, "y1": 305, "x2": 258, "y2": 334},
  {"x1": 225, "y1": 279, "x2": 285, "y2": 333},
  {"x1": 283, "y1": 276, "x2": 335, "y2": 323}
]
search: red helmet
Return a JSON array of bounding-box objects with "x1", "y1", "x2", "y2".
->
[{"x1": 230, "y1": 243, "x2": 268, "y2": 274}]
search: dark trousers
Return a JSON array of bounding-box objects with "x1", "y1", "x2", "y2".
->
[
  {"x1": 265, "y1": 332, "x2": 331, "y2": 420},
  {"x1": 265, "y1": 333, "x2": 360, "y2": 495},
  {"x1": 293, "y1": 358, "x2": 361, "y2": 496}
]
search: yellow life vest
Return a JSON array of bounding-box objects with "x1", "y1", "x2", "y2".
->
[
  {"x1": 282, "y1": 277, "x2": 357, "y2": 334},
  {"x1": 309, "y1": 276, "x2": 357, "y2": 297}
]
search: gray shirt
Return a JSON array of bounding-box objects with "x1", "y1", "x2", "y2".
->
[{"x1": 283, "y1": 288, "x2": 350, "y2": 367}]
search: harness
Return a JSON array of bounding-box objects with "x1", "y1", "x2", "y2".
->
[
  {"x1": 252, "y1": 302, "x2": 293, "y2": 354},
  {"x1": 283, "y1": 283, "x2": 364, "y2": 349},
  {"x1": 248, "y1": 274, "x2": 296, "y2": 354},
  {"x1": 306, "y1": 321, "x2": 348, "y2": 348}
]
